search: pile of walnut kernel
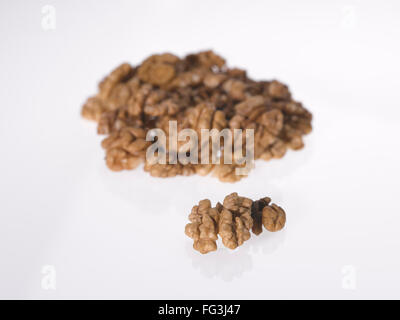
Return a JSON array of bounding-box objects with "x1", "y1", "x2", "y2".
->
[
  {"x1": 185, "y1": 193, "x2": 286, "y2": 254},
  {"x1": 81, "y1": 50, "x2": 312, "y2": 182}
]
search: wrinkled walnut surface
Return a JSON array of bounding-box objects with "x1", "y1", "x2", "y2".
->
[
  {"x1": 185, "y1": 193, "x2": 286, "y2": 254},
  {"x1": 185, "y1": 199, "x2": 219, "y2": 254},
  {"x1": 82, "y1": 50, "x2": 312, "y2": 182}
]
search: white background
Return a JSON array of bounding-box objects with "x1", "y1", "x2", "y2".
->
[{"x1": 1, "y1": 0, "x2": 399, "y2": 299}]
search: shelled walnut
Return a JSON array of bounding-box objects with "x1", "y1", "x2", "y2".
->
[
  {"x1": 185, "y1": 199, "x2": 220, "y2": 254},
  {"x1": 81, "y1": 50, "x2": 312, "y2": 182},
  {"x1": 262, "y1": 203, "x2": 286, "y2": 232},
  {"x1": 250, "y1": 197, "x2": 286, "y2": 234},
  {"x1": 185, "y1": 193, "x2": 286, "y2": 254},
  {"x1": 101, "y1": 127, "x2": 150, "y2": 171},
  {"x1": 217, "y1": 193, "x2": 253, "y2": 249}
]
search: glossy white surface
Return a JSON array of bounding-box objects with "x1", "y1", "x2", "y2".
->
[{"x1": 1, "y1": 0, "x2": 399, "y2": 299}]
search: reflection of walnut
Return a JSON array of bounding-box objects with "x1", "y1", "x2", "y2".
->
[
  {"x1": 185, "y1": 193, "x2": 285, "y2": 254},
  {"x1": 185, "y1": 199, "x2": 219, "y2": 254},
  {"x1": 101, "y1": 127, "x2": 150, "y2": 171}
]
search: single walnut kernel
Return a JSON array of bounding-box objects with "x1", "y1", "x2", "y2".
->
[
  {"x1": 217, "y1": 192, "x2": 253, "y2": 249},
  {"x1": 262, "y1": 204, "x2": 286, "y2": 232},
  {"x1": 185, "y1": 199, "x2": 219, "y2": 254},
  {"x1": 185, "y1": 193, "x2": 286, "y2": 254}
]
